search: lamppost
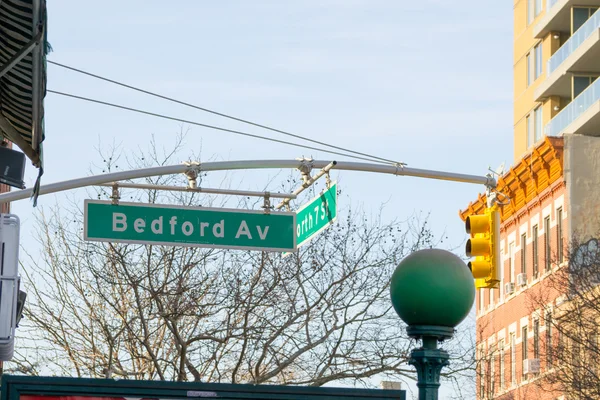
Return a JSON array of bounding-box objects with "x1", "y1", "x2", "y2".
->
[{"x1": 390, "y1": 249, "x2": 475, "y2": 400}]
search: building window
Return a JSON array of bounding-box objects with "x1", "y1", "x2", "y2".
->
[
  {"x1": 535, "y1": 0, "x2": 542, "y2": 17},
  {"x1": 590, "y1": 332, "x2": 598, "y2": 374},
  {"x1": 534, "y1": 43, "x2": 542, "y2": 79},
  {"x1": 499, "y1": 340, "x2": 505, "y2": 389},
  {"x1": 480, "y1": 350, "x2": 486, "y2": 398},
  {"x1": 528, "y1": 0, "x2": 534, "y2": 24},
  {"x1": 521, "y1": 233, "x2": 527, "y2": 275},
  {"x1": 511, "y1": 333, "x2": 517, "y2": 385},
  {"x1": 534, "y1": 106, "x2": 543, "y2": 142},
  {"x1": 546, "y1": 311, "x2": 553, "y2": 367},
  {"x1": 557, "y1": 207, "x2": 563, "y2": 264},
  {"x1": 527, "y1": 114, "x2": 534, "y2": 148},
  {"x1": 522, "y1": 326, "x2": 529, "y2": 377},
  {"x1": 479, "y1": 287, "x2": 484, "y2": 312},
  {"x1": 573, "y1": 7, "x2": 599, "y2": 34},
  {"x1": 573, "y1": 76, "x2": 594, "y2": 98},
  {"x1": 534, "y1": 319, "x2": 540, "y2": 360},
  {"x1": 533, "y1": 225, "x2": 539, "y2": 278},
  {"x1": 490, "y1": 351, "x2": 496, "y2": 396},
  {"x1": 509, "y1": 242, "x2": 515, "y2": 283},
  {"x1": 545, "y1": 216, "x2": 551, "y2": 271},
  {"x1": 527, "y1": 53, "x2": 533, "y2": 86}
]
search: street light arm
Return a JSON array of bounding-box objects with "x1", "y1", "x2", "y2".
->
[{"x1": 0, "y1": 159, "x2": 495, "y2": 204}]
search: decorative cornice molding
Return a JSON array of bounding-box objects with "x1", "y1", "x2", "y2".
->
[{"x1": 459, "y1": 137, "x2": 564, "y2": 222}]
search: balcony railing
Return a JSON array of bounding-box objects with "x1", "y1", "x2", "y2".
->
[
  {"x1": 548, "y1": 10, "x2": 600, "y2": 74},
  {"x1": 547, "y1": 0, "x2": 560, "y2": 12},
  {"x1": 545, "y1": 77, "x2": 600, "y2": 136}
]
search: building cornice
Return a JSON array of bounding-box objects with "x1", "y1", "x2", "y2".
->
[{"x1": 459, "y1": 137, "x2": 564, "y2": 222}]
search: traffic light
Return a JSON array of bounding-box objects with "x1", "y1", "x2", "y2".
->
[{"x1": 465, "y1": 205, "x2": 500, "y2": 289}]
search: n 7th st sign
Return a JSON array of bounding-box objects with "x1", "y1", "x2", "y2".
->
[
  {"x1": 84, "y1": 200, "x2": 296, "y2": 252},
  {"x1": 295, "y1": 182, "x2": 337, "y2": 248}
]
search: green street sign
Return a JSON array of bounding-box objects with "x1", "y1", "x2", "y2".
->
[
  {"x1": 84, "y1": 200, "x2": 296, "y2": 252},
  {"x1": 296, "y1": 182, "x2": 337, "y2": 247}
]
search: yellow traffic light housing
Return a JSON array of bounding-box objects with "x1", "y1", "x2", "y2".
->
[{"x1": 465, "y1": 205, "x2": 500, "y2": 289}]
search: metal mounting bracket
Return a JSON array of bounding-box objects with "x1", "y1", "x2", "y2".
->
[
  {"x1": 296, "y1": 157, "x2": 314, "y2": 185},
  {"x1": 275, "y1": 160, "x2": 336, "y2": 210},
  {"x1": 184, "y1": 161, "x2": 201, "y2": 189},
  {"x1": 110, "y1": 183, "x2": 120, "y2": 205},
  {"x1": 262, "y1": 192, "x2": 272, "y2": 214}
]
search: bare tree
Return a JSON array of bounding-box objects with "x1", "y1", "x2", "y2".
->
[
  {"x1": 524, "y1": 235, "x2": 600, "y2": 400},
  {"x1": 6, "y1": 137, "x2": 474, "y2": 391}
]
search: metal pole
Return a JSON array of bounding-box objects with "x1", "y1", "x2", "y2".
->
[
  {"x1": 0, "y1": 159, "x2": 495, "y2": 204},
  {"x1": 275, "y1": 161, "x2": 336, "y2": 210},
  {"x1": 406, "y1": 326, "x2": 453, "y2": 400},
  {"x1": 96, "y1": 182, "x2": 296, "y2": 199}
]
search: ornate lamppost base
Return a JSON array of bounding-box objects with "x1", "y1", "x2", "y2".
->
[{"x1": 406, "y1": 325, "x2": 453, "y2": 400}]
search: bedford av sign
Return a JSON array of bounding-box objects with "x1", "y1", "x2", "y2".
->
[{"x1": 84, "y1": 200, "x2": 296, "y2": 252}]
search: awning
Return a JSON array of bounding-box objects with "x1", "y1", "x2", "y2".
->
[{"x1": 0, "y1": 0, "x2": 48, "y2": 203}]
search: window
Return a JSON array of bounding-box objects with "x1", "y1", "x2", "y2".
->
[
  {"x1": 589, "y1": 331, "x2": 598, "y2": 373},
  {"x1": 527, "y1": 114, "x2": 534, "y2": 148},
  {"x1": 533, "y1": 225, "x2": 539, "y2": 278},
  {"x1": 527, "y1": 53, "x2": 533, "y2": 86},
  {"x1": 499, "y1": 340, "x2": 506, "y2": 389},
  {"x1": 534, "y1": 319, "x2": 540, "y2": 360},
  {"x1": 546, "y1": 311, "x2": 553, "y2": 367},
  {"x1": 557, "y1": 208, "x2": 563, "y2": 264},
  {"x1": 521, "y1": 233, "x2": 527, "y2": 275},
  {"x1": 534, "y1": 106, "x2": 543, "y2": 142},
  {"x1": 573, "y1": 7, "x2": 599, "y2": 34},
  {"x1": 558, "y1": 324, "x2": 564, "y2": 354},
  {"x1": 509, "y1": 242, "x2": 515, "y2": 283},
  {"x1": 573, "y1": 339, "x2": 582, "y2": 380},
  {"x1": 511, "y1": 333, "x2": 517, "y2": 385},
  {"x1": 479, "y1": 286, "x2": 484, "y2": 312},
  {"x1": 535, "y1": 0, "x2": 542, "y2": 17},
  {"x1": 522, "y1": 326, "x2": 529, "y2": 376},
  {"x1": 545, "y1": 216, "x2": 551, "y2": 271},
  {"x1": 480, "y1": 350, "x2": 486, "y2": 398},
  {"x1": 534, "y1": 43, "x2": 543, "y2": 79},
  {"x1": 528, "y1": 0, "x2": 534, "y2": 24},
  {"x1": 490, "y1": 351, "x2": 496, "y2": 396}
]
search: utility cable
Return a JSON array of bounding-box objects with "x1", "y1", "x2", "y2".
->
[
  {"x1": 48, "y1": 60, "x2": 404, "y2": 166},
  {"x1": 48, "y1": 89, "x2": 388, "y2": 163}
]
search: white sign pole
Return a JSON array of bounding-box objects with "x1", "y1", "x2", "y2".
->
[{"x1": 0, "y1": 213, "x2": 20, "y2": 361}]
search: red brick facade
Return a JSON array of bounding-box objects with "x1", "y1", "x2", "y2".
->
[
  {"x1": 475, "y1": 180, "x2": 565, "y2": 399},
  {"x1": 462, "y1": 138, "x2": 567, "y2": 400}
]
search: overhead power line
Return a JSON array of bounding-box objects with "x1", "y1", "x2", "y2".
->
[
  {"x1": 48, "y1": 89, "x2": 391, "y2": 163},
  {"x1": 48, "y1": 60, "x2": 404, "y2": 166}
]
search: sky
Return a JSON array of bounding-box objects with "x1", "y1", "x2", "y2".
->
[{"x1": 9, "y1": 0, "x2": 513, "y2": 397}]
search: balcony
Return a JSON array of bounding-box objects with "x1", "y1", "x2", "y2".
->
[
  {"x1": 534, "y1": 0, "x2": 600, "y2": 38},
  {"x1": 549, "y1": 11, "x2": 600, "y2": 74},
  {"x1": 534, "y1": 16, "x2": 600, "y2": 101},
  {"x1": 545, "y1": 76, "x2": 600, "y2": 136}
]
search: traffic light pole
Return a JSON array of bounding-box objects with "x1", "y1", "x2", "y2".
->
[{"x1": 0, "y1": 159, "x2": 496, "y2": 204}]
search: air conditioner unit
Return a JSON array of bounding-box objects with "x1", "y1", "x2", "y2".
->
[
  {"x1": 523, "y1": 358, "x2": 540, "y2": 374},
  {"x1": 505, "y1": 282, "x2": 515, "y2": 295},
  {"x1": 517, "y1": 273, "x2": 527, "y2": 287}
]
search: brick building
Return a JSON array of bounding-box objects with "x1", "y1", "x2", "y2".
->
[
  {"x1": 460, "y1": 0, "x2": 600, "y2": 397},
  {"x1": 461, "y1": 137, "x2": 566, "y2": 399}
]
